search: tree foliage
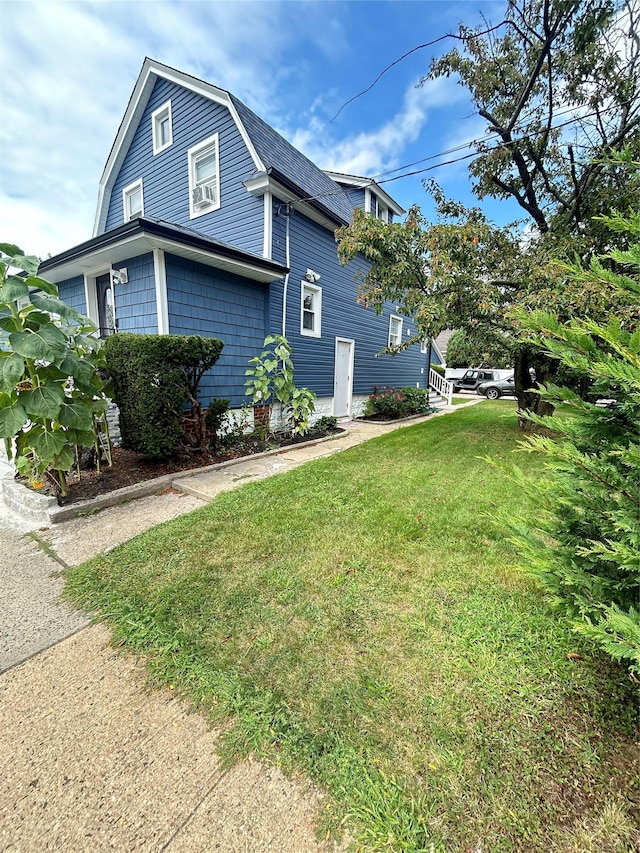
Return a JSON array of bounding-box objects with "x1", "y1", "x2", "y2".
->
[
  {"x1": 445, "y1": 328, "x2": 513, "y2": 368},
  {"x1": 427, "y1": 0, "x2": 640, "y2": 244},
  {"x1": 499, "y1": 207, "x2": 640, "y2": 676},
  {"x1": 0, "y1": 246, "x2": 111, "y2": 495}
]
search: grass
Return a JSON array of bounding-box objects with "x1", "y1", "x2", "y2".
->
[
  {"x1": 65, "y1": 402, "x2": 639, "y2": 852},
  {"x1": 450, "y1": 394, "x2": 476, "y2": 405}
]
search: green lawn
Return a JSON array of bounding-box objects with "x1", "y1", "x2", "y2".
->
[{"x1": 66, "y1": 403, "x2": 639, "y2": 852}]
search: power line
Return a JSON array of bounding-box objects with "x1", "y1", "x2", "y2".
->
[
  {"x1": 329, "y1": 21, "x2": 509, "y2": 124},
  {"x1": 291, "y1": 99, "x2": 636, "y2": 208}
]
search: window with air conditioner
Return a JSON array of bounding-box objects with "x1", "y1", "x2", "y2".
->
[
  {"x1": 388, "y1": 314, "x2": 402, "y2": 347},
  {"x1": 152, "y1": 101, "x2": 173, "y2": 154},
  {"x1": 301, "y1": 282, "x2": 322, "y2": 338},
  {"x1": 188, "y1": 134, "x2": 220, "y2": 218},
  {"x1": 123, "y1": 179, "x2": 144, "y2": 222}
]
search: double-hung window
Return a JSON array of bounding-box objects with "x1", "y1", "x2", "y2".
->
[
  {"x1": 301, "y1": 282, "x2": 322, "y2": 337},
  {"x1": 388, "y1": 314, "x2": 402, "y2": 347},
  {"x1": 188, "y1": 133, "x2": 220, "y2": 218},
  {"x1": 152, "y1": 101, "x2": 173, "y2": 154},
  {"x1": 123, "y1": 179, "x2": 143, "y2": 222}
]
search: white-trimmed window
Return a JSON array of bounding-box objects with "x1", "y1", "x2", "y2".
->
[
  {"x1": 123, "y1": 179, "x2": 144, "y2": 222},
  {"x1": 301, "y1": 282, "x2": 322, "y2": 337},
  {"x1": 188, "y1": 133, "x2": 220, "y2": 218},
  {"x1": 420, "y1": 340, "x2": 428, "y2": 354},
  {"x1": 152, "y1": 100, "x2": 173, "y2": 154},
  {"x1": 372, "y1": 195, "x2": 388, "y2": 223},
  {"x1": 388, "y1": 314, "x2": 402, "y2": 347}
]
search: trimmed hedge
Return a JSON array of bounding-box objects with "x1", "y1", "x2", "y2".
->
[{"x1": 104, "y1": 333, "x2": 223, "y2": 458}]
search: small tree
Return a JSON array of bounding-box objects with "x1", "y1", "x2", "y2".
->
[
  {"x1": 244, "y1": 335, "x2": 316, "y2": 437},
  {"x1": 0, "y1": 245, "x2": 111, "y2": 495},
  {"x1": 501, "y1": 206, "x2": 640, "y2": 677}
]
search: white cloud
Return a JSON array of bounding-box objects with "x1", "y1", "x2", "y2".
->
[{"x1": 289, "y1": 75, "x2": 467, "y2": 178}]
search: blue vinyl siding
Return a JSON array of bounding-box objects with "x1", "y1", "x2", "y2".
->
[
  {"x1": 114, "y1": 254, "x2": 157, "y2": 334},
  {"x1": 334, "y1": 183, "x2": 366, "y2": 211},
  {"x1": 165, "y1": 254, "x2": 268, "y2": 406},
  {"x1": 57, "y1": 275, "x2": 86, "y2": 315},
  {"x1": 104, "y1": 78, "x2": 264, "y2": 256},
  {"x1": 270, "y1": 211, "x2": 428, "y2": 397}
]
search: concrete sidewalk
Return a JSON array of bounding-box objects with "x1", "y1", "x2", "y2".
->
[{"x1": 0, "y1": 406, "x2": 475, "y2": 851}]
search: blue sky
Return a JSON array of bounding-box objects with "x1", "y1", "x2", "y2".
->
[{"x1": 1, "y1": 0, "x2": 520, "y2": 259}]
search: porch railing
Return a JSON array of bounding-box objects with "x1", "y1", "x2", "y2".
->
[{"x1": 429, "y1": 368, "x2": 453, "y2": 406}]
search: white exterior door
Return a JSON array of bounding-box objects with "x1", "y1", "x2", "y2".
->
[{"x1": 334, "y1": 338, "x2": 354, "y2": 418}]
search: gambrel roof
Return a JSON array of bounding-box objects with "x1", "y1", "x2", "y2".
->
[{"x1": 94, "y1": 58, "x2": 400, "y2": 236}]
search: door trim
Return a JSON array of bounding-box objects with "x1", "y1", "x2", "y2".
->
[{"x1": 333, "y1": 337, "x2": 355, "y2": 418}]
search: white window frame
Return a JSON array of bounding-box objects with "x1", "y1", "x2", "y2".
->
[
  {"x1": 188, "y1": 133, "x2": 220, "y2": 219},
  {"x1": 300, "y1": 282, "x2": 322, "y2": 338},
  {"x1": 152, "y1": 100, "x2": 173, "y2": 155},
  {"x1": 420, "y1": 340, "x2": 428, "y2": 354},
  {"x1": 388, "y1": 314, "x2": 403, "y2": 347},
  {"x1": 122, "y1": 179, "x2": 144, "y2": 222}
]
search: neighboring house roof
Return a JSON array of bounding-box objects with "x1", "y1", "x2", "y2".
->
[
  {"x1": 94, "y1": 58, "x2": 403, "y2": 236},
  {"x1": 39, "y1": 216, "x2": 287, "y2": 285},
  {"x1": 434, "y1": 329, "x2": 456, "y2": 363}
]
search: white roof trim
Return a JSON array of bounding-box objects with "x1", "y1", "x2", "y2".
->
[
  {"x1": 324, "y1": 170, "x2": 404, "y2": 215},
  {"x1": 93, "y1": 58, "x2": 267, "y2": 237},
  {"x1": 244, "y1": 173, "x2": 343, "y2": 233},
  {"x1": 43, "y1": 233, "x2": 283, "y2": 286}
]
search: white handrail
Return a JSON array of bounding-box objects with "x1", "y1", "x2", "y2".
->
[{"x1": 429, "y1": 368, "x2": 453, "y2": 406}]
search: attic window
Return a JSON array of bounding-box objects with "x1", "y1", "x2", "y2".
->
[
  {"x1": 152, "y1": 101, "x2": 173, "y2": 154},
  {"x1": 123, "y1": 179, "x2": 144, "y2": 222},
  {"x1": 188, "y1": 133, "x2": 220, "y2": 219}
]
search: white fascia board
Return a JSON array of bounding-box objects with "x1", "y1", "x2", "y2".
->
[
  {"x1": 430, "y1": 337, "x2": 445, "y2": 364},
  {"x1": 43, "y1": 232, "x2": 283, "y2": 285},
  {"x1": 93, "y1": 58, "x2": 266, "y2": 237},
  {"x1": 368, "y1": 181, "x2": 405, "y2": 216},
  {"x1": 245, "y1": 174, "x2": 341, "y2": 233},
  {"x1": 323, "y1": 171, "x2": 371, "y2": 189},
  {"x1": 325, "y1": 171, "x2": 404, "y2": 216}
]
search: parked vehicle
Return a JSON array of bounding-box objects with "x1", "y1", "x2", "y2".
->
[
  {"x1": 476, "y1": 375, "x2": 516, "y2": 399},
  {"x1": 452, "y1": 369, "x2": 502, "y2": 393}
]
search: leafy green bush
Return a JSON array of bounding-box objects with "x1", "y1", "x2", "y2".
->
[
  {"x1": 430, "y1": 362, "x2": 445, "y2": 377},
  {"x1": 0, "y1": 245, "x2": 111, "y2": 495},
  {"x1": 205, "y1": 398, "x2": 230, "y2": 451},
  {"x1": 363, "y1": 386, "x2": 432, "y2": 419},
  {"x1": 104, "y1": 333, "x2": 223, "y2": 458},
  {"x1": 244, "y1": 335, "x2": 316, "y2": 436},
  {"x1": 313, "y1": 415, "x2": 338, "y2": 433},
  {"x1": 503, "y1": 202, "x2": 640, "y2": 676}
]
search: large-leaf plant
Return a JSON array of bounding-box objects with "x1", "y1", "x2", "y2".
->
[{"x1": 0, "y1": 244, "x2": 111, "y2": 496}]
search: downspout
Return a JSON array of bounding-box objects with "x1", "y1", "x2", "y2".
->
[{"x1": 281, "y1": 204, "x2": 291, "y2": 337}]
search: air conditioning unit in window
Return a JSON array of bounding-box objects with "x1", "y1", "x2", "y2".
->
[{"x1": 192, "y1": 183, "x2": 217, "y2": 207}]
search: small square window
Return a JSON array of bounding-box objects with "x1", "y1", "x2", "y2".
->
[
  {"x1": 420, "y1": 340, "x2": 428, "y2": 354},
  {"x1": 388, "y1": 314, "x2": 402, "y2": 347},
  {"x1": 152, "y1": 101, "x2": 173, "y2": 155},
  {"x1": 301, "y1": 282, "x2": 322, "y2": 338},
  {"x1": 123, "y1": 179, "x2": 143, "y2": 222},
  {"x1": 188, "y1": 134, "x2": 220, "y2": 218}
]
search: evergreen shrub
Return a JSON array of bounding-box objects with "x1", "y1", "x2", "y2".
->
[{"x1": 104, "y1": 333, "x2": 223, "y2": 458}]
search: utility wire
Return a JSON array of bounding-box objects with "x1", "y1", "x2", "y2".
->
[
  {"x1": 290, "y1": 99, "x2": 635, "y2": 208},
  {"x1": 330, "y1": 21, "x2": 508, "y2": 123}
]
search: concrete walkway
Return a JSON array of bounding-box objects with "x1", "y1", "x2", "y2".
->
[{"x1": 0, "y1": 405, "x2": 476, "y2": 852}]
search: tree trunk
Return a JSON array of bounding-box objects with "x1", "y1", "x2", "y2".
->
[{"x1": 514, "y1": 348, "x2": 554, "y2": 430}]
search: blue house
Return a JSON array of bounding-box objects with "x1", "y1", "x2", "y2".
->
[{"x1": 40, "y1": 58, "x2": 438, "y2": 421}]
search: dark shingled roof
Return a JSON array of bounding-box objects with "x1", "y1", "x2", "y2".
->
[{"x1": 230, "y1": 94, "x2": 356, "y2": 226}]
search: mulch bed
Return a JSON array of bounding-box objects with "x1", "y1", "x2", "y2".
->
[{"x1": 21, "y1": 427, "x2": 343, "y2": 506}]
